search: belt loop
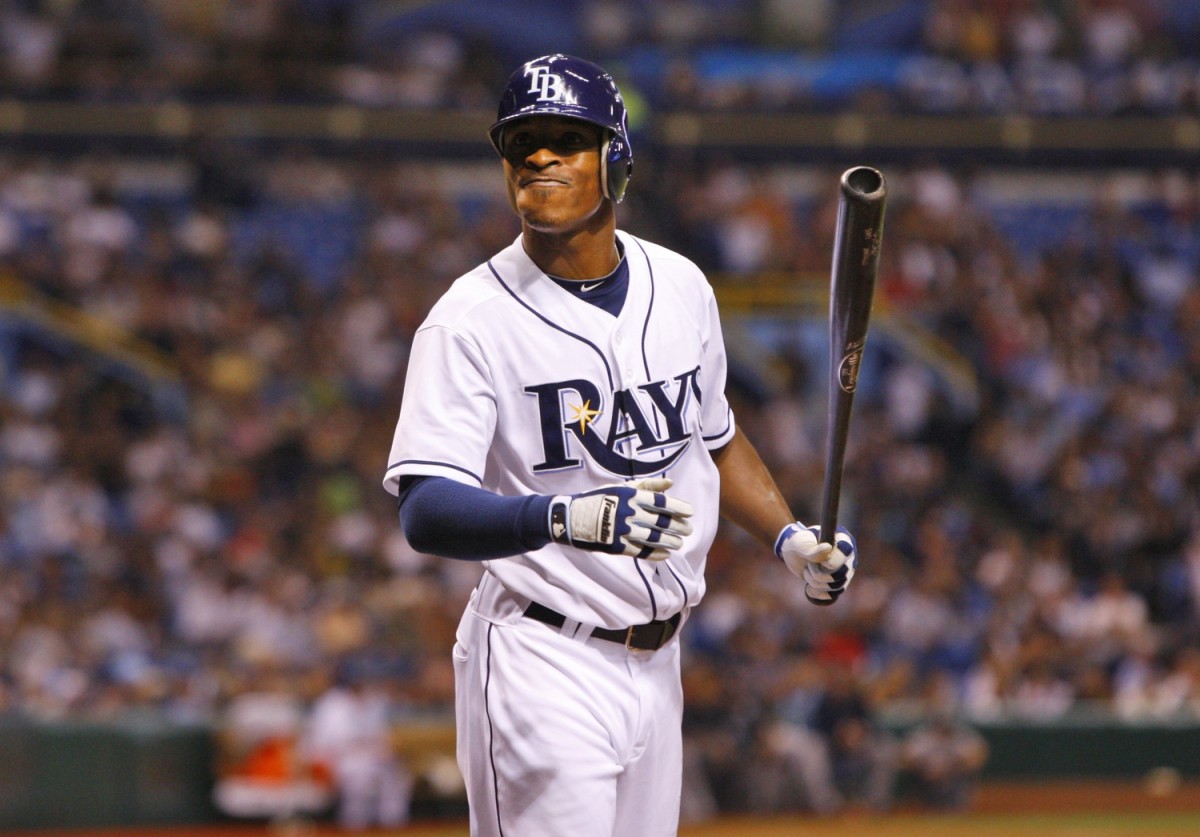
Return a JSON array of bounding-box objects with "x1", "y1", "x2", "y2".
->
[{"x1": 559, "y1": 617, "x2": 584, "y2": 640}]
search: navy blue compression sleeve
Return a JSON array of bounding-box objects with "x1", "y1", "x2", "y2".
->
[{"x1": 398, "y1": 476, "x2": 553, "y2": 560}]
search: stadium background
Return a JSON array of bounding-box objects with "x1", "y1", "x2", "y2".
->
[{"x1": 1, "y1": 0, "x2": 1199, "y2": 832}]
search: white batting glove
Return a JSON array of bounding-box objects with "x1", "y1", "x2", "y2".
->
[
  {"x1": 549, "y1": 478, "x2": 693, "y2": 561},
  {"x1": 774, "y1": 523, "x2": 857, "y2": 606}
]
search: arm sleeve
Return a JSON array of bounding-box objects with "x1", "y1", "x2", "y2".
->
[{"x1": 398, "y1": 476, "x2": 554, "y2": 560}]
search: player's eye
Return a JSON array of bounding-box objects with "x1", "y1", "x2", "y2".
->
[
  {"x1": 507, "y1": 131, "x2": 533, "y2": 150},
  {"x1": 503, "y1": 124, "x2": 597, "y2": 159}
]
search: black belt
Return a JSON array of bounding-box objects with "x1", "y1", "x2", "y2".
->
[{"x1": 524, "y1": 601, "x2": 681, "y2": 652}]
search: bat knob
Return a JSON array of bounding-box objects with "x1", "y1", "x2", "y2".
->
[{"x1": 805, "y1": 590, "x2": 837, "y2": 607}]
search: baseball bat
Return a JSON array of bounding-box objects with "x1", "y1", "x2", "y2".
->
[{"x1": 818, "y1": 166, "x2": 887, "y2": 549}]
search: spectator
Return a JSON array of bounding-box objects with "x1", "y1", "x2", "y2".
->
[
  {"x1": 805, "y1": 663, "x2": 898, "y2": 813},
  {"x1": 901, "y1": 712, "x2": 989, "y2": 810},
  {"x1": 212, "y1": 667, "x2": 333, "y2": 821},
  {"x1": 304, "y1": 667, "x2": 413, "y2": 831}
]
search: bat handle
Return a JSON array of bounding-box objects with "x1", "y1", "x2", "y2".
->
[
  {"x1": 819, "y1": 375, "x2": 854, "y2": 545},
  {"x1": 819, "y1": 522, "x2": 836, "y2": 546},
  {"x1": 818, "y1": 471, "x2": 840, "y2": 545}
]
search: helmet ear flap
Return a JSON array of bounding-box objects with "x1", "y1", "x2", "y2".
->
[{"x1": 601, "y1": 134, "x2": 633, "y2": 203}]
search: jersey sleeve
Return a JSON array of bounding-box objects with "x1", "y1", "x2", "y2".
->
[
  {"x1": 383, "y1": 323, "x2": 496, "y2": 495},
  {"x1": 698, "y1": 282, "x2": 736, "y2": 449}
]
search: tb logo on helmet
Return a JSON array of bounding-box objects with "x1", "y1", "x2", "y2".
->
[{"x1": 526, "y1": 65, "x2": 569, "y2": 103}]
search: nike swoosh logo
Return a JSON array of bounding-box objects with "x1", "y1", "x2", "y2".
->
[{"x1": 580, "y1": 281, "x2": 604, "y2": 292}]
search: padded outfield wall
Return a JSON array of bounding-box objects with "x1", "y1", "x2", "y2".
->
[{"x1": 2, "y1": 716, "x2": 1199, "y2": 829}]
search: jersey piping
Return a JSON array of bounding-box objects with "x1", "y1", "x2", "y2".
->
[
  {"x1": 631, "y1": 237, "x2": 666, "y2": 618},
  {"x1": 386, "y1": 459, "x2": 482, "y2": 486},
  {"x1": 487, "y1": 260, "x2": 616, "y2": 392}
]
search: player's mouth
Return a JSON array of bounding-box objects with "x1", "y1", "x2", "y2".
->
[{"x1": 520, "y1": 176, "x2": 570, "y2": 188}]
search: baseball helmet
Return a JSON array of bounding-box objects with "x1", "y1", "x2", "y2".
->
[{"x1": 489, "y1": 54, "x2": 633, "y2": 203}]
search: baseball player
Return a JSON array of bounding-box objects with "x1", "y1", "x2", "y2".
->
[{"x1": 383, "y1": 54, "x2": 857, "y2": 837}]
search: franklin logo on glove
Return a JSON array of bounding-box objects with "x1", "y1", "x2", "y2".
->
[
  {"x1": 549, "y1": 478, "x2": 693, "y2": 562},
  {"x1": 598, "y1": 496, "x2": 617, "y2": 543}
]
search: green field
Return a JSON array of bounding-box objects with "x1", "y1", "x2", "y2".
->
[
  {"x1": 246, "y1": 812, "x2": 1200, "y2": 836},
  {"x1": 12, "y1": 781, "x2": 1200, "y2": 837},
  {"x1": 355, "y1": 812, "x2": 1199, "y2": 836},
  {"x1": 23, "y1": 811, "x2": 1196, "y2": 837},
  {"x1": 677, "y1": 812, "x2": 1200, "y2": 837}
]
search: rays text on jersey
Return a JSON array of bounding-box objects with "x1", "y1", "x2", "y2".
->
[{"x1": 525, "y1": 367, "x2": 702, "y2": 477}]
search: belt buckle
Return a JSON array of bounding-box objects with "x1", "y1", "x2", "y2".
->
[
  {"x1": 624, "y1": 613, "x2": 681, "y2": 652},
  {"x1": 624, "y1": 625, "x2": 646, "y2": 653},
  {"x1": 625, "y1": 621, "x2": 671, "y2": 653}
]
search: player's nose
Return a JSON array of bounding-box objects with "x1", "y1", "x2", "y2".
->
[{"x1": 521, "y1": 145, "x2": 561, "y2": 168}]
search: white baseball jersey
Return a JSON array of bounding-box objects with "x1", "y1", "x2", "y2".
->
[{"x1": 384, "y1": 231, "x2": 736, "y2": 628}]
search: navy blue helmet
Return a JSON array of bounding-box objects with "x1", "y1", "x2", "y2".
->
[{"x1": 489, "y1": 54, "x2": 633, "y2": 204}]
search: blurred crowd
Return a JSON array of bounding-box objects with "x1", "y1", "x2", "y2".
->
[
  {"x1": 1, "y1": 0, "x2": 1199, "y2": 114},
  {"x1": 892, "y1": 0, "x2": 1200, "y2": 115},
  {"x1": 0, "y1": 0, "x2": 1199, "y2": 824},
  {"x1": 1, "y1": 144, "x2": 1198, "y2": 816}
]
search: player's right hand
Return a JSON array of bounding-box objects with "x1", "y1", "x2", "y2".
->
[
  {"x1": 775, "y1": 523, "x2": 857, "y2": 606},
  {"x1": 548, "y1": 478, "x2": 694, "y2": 561}
]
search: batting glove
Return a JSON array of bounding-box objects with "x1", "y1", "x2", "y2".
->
[
  {"x1": 775, "y1": 523, "x2": 857, "y2": 606},
  {"x1": 549, "y1": 478, "x2": 694, "y2": 561}
]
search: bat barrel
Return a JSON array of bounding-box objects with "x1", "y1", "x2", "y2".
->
[{"x1": 820, "y1": 166, "x2": 887, "y2": 546}]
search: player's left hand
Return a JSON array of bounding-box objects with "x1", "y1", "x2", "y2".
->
[
  {"x1": 550, "y1": 478, "x2": 694, "y2": 561},
  {"x1": 774, "y1": 523, "x2": 857, "y2": 606}
]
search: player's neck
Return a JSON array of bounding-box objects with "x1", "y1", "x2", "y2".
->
[{"x1": 522, "y1": 216, "x2": 619, "y2": 281}]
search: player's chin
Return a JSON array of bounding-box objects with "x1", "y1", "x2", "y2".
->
[
  {"x1": 517, "y1": 185, "x2": 570, "y2": 209},
  {"x1": 518, "y1": 204, "x2": 584, "y2": 233}
]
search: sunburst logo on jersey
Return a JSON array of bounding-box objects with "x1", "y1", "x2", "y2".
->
[{"x1": 570, "y1": 400, "x2": 602, "y2": 435}]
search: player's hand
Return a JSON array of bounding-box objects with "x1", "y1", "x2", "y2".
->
[
  {"x1": 774, "y1": 523, "x2": 857, "y2": 606},
  {"x1": 549, "y1": 478, "x2": 694, "y2": 561}
]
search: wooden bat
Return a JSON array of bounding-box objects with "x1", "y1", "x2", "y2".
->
[{"x1": 819, "y1": 166, "x2": 887, "y2": 551}]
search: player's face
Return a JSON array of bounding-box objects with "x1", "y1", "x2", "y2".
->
[{"x1": 500, "y1": 117, "x2": 608, "y2": 233}]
